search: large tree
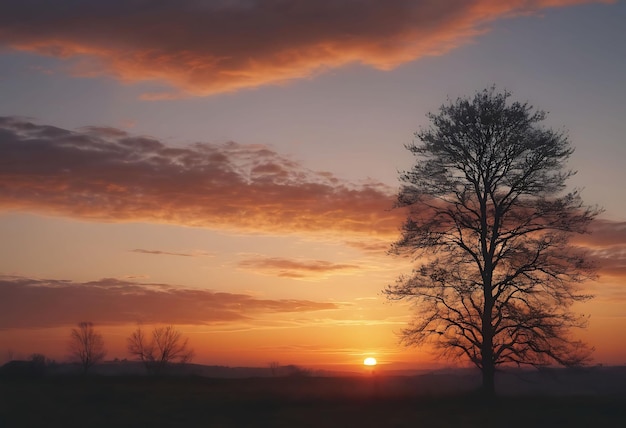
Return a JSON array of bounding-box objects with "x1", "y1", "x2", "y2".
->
[
  {"x1": 68, "y1": 321, "x2": 106, "y2": 373},
  {"x1": 384, "y1": 88, "x2": 600, "y2": 397}
]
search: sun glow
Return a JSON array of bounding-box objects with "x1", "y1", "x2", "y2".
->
[{"x1": 363, "y1": 357, "x2": 377, "y2": 366}]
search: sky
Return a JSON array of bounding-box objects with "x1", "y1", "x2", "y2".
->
[{"x1": 0, "y1": 0, "x2": 625, "y2": 370}]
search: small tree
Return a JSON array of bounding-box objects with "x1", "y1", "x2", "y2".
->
[
  {"x1": 385, "y1": 88, "x2": 600, "y2": 397},
  {"x1": 127, "y1": 325, "x2": 194, "y2": 375},
  {"x1": 69, "y1": 322, "x2": 106, "y2": 373}
]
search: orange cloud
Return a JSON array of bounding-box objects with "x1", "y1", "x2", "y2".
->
[
  {"x1": 574, "y1": 220, "x2": 626, "y2": 248},
  {"x1": 0, "y1": 276, "x2": 339, "y2": 328},
  {"x1": 0, "y1": 0, "x2": 613, "y2": 97},
  {"x1": 569, "y1": 220, "x2": 626, "y2": 282},
  {"x1": 0, "y1": 116, "x2": 401, "y2": 237},
  {"x1": 239, "y1": 257, "x2": 360, "y2": 279},
  {"x1": 588, "y1": 248, "x2": 626, "y2": 279},
  {"x1": 130, "y1": 249, "x2": 213, "y2": 258},
  {"x1": 344, "y1": 239, "x2": 391, "y2": 254}
]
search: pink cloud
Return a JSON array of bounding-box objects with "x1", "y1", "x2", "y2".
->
[
  {"x1": 574, "y1": 220, "x2": 626, "y2": 248},
  {"x1": 0, "y1": 0, "x2": 613, "y2": 97},
  {"x1": 239, "y1": 257, "x2": 360, "y2": 278},
  {"x1": 0, "y1": 116, "x2": 401, "y2": 236},
  {"x1": 569, "y1": 220, "x2": 626, "y2": 280},
  {"x1": 0, "y1": 276, "x2": 339, "y2": 328},
  {"x1": 130, "y1": 249, "x2": 212, "y2": 258},
  {"x1": 588, "y1": 247, "x2": 626, "y2": 278}
]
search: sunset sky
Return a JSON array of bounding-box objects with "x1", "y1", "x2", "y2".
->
[{"x1": 1, "y1": 0, "x2": 625, "y2": 370}]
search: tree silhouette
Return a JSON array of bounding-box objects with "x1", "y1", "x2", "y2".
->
[
  {"x1": 384, "y1": 87, "x2": 600, "y2": 397},
  {"x1": 127, "y1": 325, "x2": 194, "y2": 375},
  {"x1": 68, "y1": 322, "x2": 106, "y2": 373}
]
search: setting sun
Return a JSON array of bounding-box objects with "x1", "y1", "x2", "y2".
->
[{"x1": 363, "y1": 357, "x2": 377, "y2": 366}]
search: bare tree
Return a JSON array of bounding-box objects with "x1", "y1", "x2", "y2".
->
[
  {"x1": 127, "y1": 325, "x2": 194, "y2": 375},
  {"x1": 69, "y1": 321, "x2": 106, "y2": 373},
  {"x1": 384, "y1": 88, "x2": 600, "y2": 397}
]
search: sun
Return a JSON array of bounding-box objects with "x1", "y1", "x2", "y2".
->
[{"x1": 363, "y1": 357, "x2": 377, "y2": 366}]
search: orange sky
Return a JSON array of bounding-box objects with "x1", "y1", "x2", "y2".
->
[{"x1": 0, "y1": 0, "x2": 625, "y2": 371}]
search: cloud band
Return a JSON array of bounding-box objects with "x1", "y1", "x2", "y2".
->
[
  {"x1": 0, "y1": 116, "x2": 400, "y2": 236},
  {"x1": 0, "y1": 0, "x2": 612, "y2": 97}
]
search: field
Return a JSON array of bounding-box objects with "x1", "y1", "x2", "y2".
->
[{"x1": 1, "y1": 374, "x2": 625, "y2": 427}]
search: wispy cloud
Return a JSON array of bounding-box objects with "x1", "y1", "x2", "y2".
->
[
  {"x1": 0, "y1": 0, "x2": 613, "y2": 97},
  {"x1": 130, "y1": 249, "x2": 212, "y2": 258},
  {"x1": 0, "y1": 276, "x2": 339, "y2": 328},
  {"x1": 588, "y1": 247, "x2": 626, "y2": 279},
  {"x1": 238, "y1": 256, "x2": 360, "y2": 279},
  {"x1": 574, "y1": 220, "x2": 626, "y2": 248},
  {"x1": 0, "y1": 116, "x2": 400, "y2": 237},
  {"x1": 571, "y1": 220, "x2": 626, "y2": 281},
  {"x1": 344, "y1": 239, "x2": 391, "y2": 254}
]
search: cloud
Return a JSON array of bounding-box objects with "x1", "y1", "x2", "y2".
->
[
  {"x1": 567, "y1": 219, "x2": 626, "y2": 285},
  {"x1": 0, "y1": 0, "x2": 613, "y2": 97},
  {"x1": 238, "y1": 256, "x2": 360, "y2": 278},
  {"x1": 574, "y1": 220, "x2": 626, "y2": 248},
  {"x1": 130, "y1": 249, "x2": 212, "y2": 257},
  {"x1": 0, "y1": 276, "x2": 339, "y2": 328},
  {"x1": 344, "y1": 239, "x2": 391, "y2": 254},
  {"x1": 588, "y1": 247, "x2": 626, "y2": 279},
  {"x1": 0, "y1": 116, "x2": 401, "y2": 237}
]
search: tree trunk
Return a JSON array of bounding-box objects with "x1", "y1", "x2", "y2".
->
[
  {"x1": 481, "y1": 292, "x2": 496, "y2": 398},
  {"x1": 481, "y1": 362, "x2": 495, "y2": 399}
]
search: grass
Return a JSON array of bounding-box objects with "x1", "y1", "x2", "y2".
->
[{"x1": 1, "y1": 376, "x2": 625, "y2": 427}]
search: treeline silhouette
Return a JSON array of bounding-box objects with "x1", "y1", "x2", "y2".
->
[
  {"x1": 0, "y1": 321, "x2": 315, "y2": 379},
  {"x1": 1, "y1": 321, "x2": 193, "y2": 377}
]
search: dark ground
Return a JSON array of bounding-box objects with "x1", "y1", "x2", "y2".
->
[{"x1": 1, "y1": 374, "x2": 625, "y2": 427}]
